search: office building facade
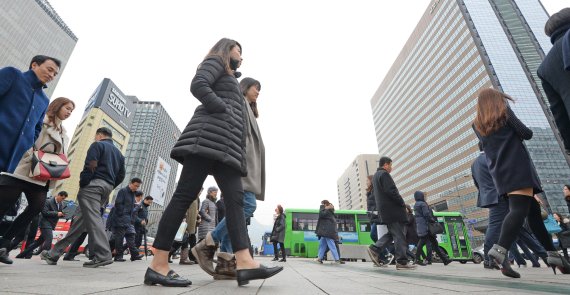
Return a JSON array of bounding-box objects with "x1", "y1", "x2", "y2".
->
[
  {"x1": 370, "y1": 0, "x2": 570, "y2": 246},
  {"x1": 0, "y1": 0, "x2": 77, "y2": 96},
  {"x1": 55, "y1": 79, "x2": 133, "y2": 200},
  {"x1": 337, "y1": 154, "x2": 379, "y2": 210},
  {"x1": 122, "y1": 100, "x2": 181, "y2": 237}
]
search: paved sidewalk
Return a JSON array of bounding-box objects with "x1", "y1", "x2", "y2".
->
[{"x1": 1, "y1": 251, "x2": 569, "y2": 294}]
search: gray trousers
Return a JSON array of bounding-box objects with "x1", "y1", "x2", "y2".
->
[
  {"x1": 49, "y1": 179, "x2": 113, "y2": 261},
  {"x1": 375, "y1": 222, "x2": 409, "y2": 264}
]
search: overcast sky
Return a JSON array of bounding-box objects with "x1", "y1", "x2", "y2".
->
[{"x1": 47, "y1": 0, "x2": 567, "y2": 226}]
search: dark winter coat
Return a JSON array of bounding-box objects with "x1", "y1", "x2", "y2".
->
[
  {"x1": 473, "y1": 107, "x2": 542, "y2": 196},
  {"x1": 315, "y1": 205, "x2": 338, "y2": 239},
  {"x1": 406, "y1": 211, "x2": 419, "y2": 245},
  {"x1": 471, "y1": 152, "x2": 499, "y2": 208},
  {"x1": 134, "y1": 203, "x2": 149, "y2": 233},
  {"x1": 198, "y1": 196, "x2": 217, "y2": 240},
  {"x1": 373, "y1": 168, "x2": 407, "y2": 224},
  {"x1": 0, "y1": 68, "x2": 49, "y2": 173},
  {"x1": 40, "y1": 197, "x2": 66, "y2": 230},
  {"x1": 414, "y1": 191, "x2": 435, "y2": 237},
  {"x1": 271, "y1": 214, "x2": 286, "y2": 243},
  {"x1": 216, "y1": 199, "x2": 225, "y2": 223},
  {"x1": 170, "y1": 56, "x2": 247, "y2": 176},
  {"x1": 366, "y1": 191, "x2": 381, "y2": 224},
  {"x1": 538, "y1": 27, "x2": 570, "y2": 151},
  {"x1": 112, "y1": 186, "x2": 136, "y2": 228}
]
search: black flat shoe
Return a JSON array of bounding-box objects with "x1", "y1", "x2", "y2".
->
[
  {"x1": 114, "y1": 258, "x2": 126, "y2": 262},
  {"x1": 0, "y1": 248, "x2": 13, "y2": 265},
  {"x1": 143, "y1": 268, "x2": 191, "y2": 287},
  {"x1": 236, "y1": 265, "x2": 283, "y2": 286}
]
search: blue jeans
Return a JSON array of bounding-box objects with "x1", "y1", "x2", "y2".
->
[
  {"x1": 211, "y1": 191, "x2": 257, "y2": 253},
  {"x1": 318, "y1": 237, "x2": 339, "y2": 261},
  {"x1": 370, "y1": 222, "x2": 378, "y2": 242},
  {"x1": 484, "y1": 195, "x2": 509, "y2": 263}
]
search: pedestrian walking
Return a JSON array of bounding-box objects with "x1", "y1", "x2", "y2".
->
[
  {"x1": 40, "y1": 127, "x2": 125, "y2": 268},
  {"x1": 367, "y1": 157, "x2": 415, "y2": 270},
  {"x1": 473, "y1": 88, "x2": 570, "y2": 278},
  {"x1": 0, "y1": 55, "x2": 61, "y2": 175},
  {"x1": 134, "y1": 195, "x2": 153, "y2": 249},
  {"x1": 193, "y1": 77, "x2": 267, "y2": 279},
  {"x1": 16, "y1": 191, "x2": 68, "y2": 258},
  {"x1": 413, "y1": 191, "x2": 451, "y2": 266},
  {"x1": 553, "y1": 212, "x2": 569, "y2": 260},
  {"x1": 111, "y1": 178, "x2": 143, "y2": 262},
  {"x1": 143, "y1": 38, "x2": 282, "y2": 287},
  {"x1": 315, "y1": 200, "x2": 340, "y2": 264},
  {"x1": 537, "y1": 8, "x2": 570, "y2": 154},
  {"x1": 366, "y1": 175, "x2": 381, "y2": 242},
  {"x1": 271, "y1": 205, "x2": 286, "y2": 262},
  {"x1": 0, "y1": 97, "x2": 74, "y2": 265},
  {"x1": 198, "y1": 187, "x2": 218, "y2": 241}
]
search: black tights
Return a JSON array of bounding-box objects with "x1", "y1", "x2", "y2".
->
[
  {"x1": 0, "y1": 177, "x2": 47, "y2": 249},
  {"x1": 498, "y1": 195, "x2": 555, "y2": 252}
]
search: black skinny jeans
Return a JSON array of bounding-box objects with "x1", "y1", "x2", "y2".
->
[
  {"x1": 416, "y1": 234, "x2": 447, "y2": 262},
  {"x1": 0, "y1": 176, "x2": 48, "y2": 249},
  {"x1": 153, "y1": 155, "x2": 248, "y2": 252},
  {"x1": 273, "y1": 242, "x2": 285, "y2": 260}
]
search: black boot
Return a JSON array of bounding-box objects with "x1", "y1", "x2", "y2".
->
[{"x1": 489, "y1": 244, "x2": 520, "y2": 278}]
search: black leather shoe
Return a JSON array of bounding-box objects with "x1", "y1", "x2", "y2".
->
[
  {"x1": 236, "y1": 265, "x2": 283, "y2": 286},
  {"x1": 114, "y1": 258, "x2": 127, "y2": 262},
  {"x1": 0, "y1": 248, "x2": 13, "y2": 265},
  {"x1": 63, "y1": 257, "x2": 80, "y2": 261},
  {"x1": 143, "y1": 267, "x2": 191, "y2": 287},
  {"x1": 131, "y1": 254, "x2": 144, "y2": 261}
]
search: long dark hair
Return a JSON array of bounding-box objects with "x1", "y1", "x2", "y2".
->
[
  {"x1": 474, "y1": 88, "x2": 514, "y2": 136},
  {"x1": 205, "y1": 38, "x2": 241, "y2": 75},
  {"x1": 366, "y1": 175, "x2": 373, "y2": 193},
  {"x1": 240, "y1": 77, "x2": 261, "y2": 118},
  {"x1": 46, "y1": 97, "x2": 75, "y2": 131},
  {"x1": 565, "y1": 184, "x2": 570, "y2": 201}
]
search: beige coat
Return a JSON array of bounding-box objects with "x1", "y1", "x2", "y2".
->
[
  {"x1": 185, "y1": 199, "x2": 200, "y2": 234},
  {"x1": 3, "y1": 117, "x2": 69, "y2": 189},
  {"x1": 241, "y1": 98, "x2": 266, "y2": 201}
]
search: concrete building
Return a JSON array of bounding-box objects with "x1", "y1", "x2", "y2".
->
[
  {"x1": 122, "y1": 100, "x2": 181, "y2": 237},
  {"x1": 55, "y1": 79, "x2": 134, "y2": 200},
  {"x1": 0, "y1": 0, "x2": 77, "y2": 97},
  {"x1": 337, "y1": 154, "x2": 379, "y2": 210},
  {"x1": 370, "y1": 0, "x2": 570, "y2": 246}
]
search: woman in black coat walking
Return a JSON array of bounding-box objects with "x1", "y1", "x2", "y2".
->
[
  {"x1": 473, "y1": 88, "x2": 570, "y2": 278},
  {"x1": 315, "y1": 200, "x2": 340, "y2": 263},
  {"x1": 144, "y1": 38, "x2": 282, "y2": 287},
  {"x1": 413, "y1": 191, "x2": 450, "y2": 266},
  {"x1": 270, "y1": 205, "x2": 286, "y2": 262}
]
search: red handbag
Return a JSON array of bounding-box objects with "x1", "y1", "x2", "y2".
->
[{"x1": 29, "y1": 141, "x2": 70, "y2": 181}]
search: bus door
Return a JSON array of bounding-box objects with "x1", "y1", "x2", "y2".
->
[{"x1": 443, "y1": 216, "x2": 471, "y2": 259}]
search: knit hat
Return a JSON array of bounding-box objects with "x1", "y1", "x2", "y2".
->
[{"x1": 207, "y1": 186, "x2": 219, "y2": 194}]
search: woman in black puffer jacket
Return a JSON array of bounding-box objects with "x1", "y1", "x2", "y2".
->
[{"x1": 144, "y1": 38, "x2": 282, "y2": 287}]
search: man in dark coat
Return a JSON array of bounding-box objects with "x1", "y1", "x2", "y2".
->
[
  {"x1": 16, "y1": 192, "x2": 68, "y2": 258},
  {"x1": 537, "y1": 8, "x2": 570, "y2": 154},
  {"x1": 0, "y1": 55, "x2": 61, "y2": 175},
  {"x1": 367, "y1": 157, "x2": 415, "y2": 270},
  {"x1": 111, "y1": 178, "x2": 142, "y2": 262}
]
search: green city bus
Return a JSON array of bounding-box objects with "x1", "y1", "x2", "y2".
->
[{"x1": 283, "y1": 208, "x2": 472, "y2": 262}]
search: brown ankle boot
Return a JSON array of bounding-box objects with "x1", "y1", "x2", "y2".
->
[
  {"x1": 179, "y1": 249, "x2": 194, "y2": 265},
  {"x1": 213, "y1": 252, "x2": 236, "y2": 280}
]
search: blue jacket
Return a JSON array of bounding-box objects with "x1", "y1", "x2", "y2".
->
[
  {"x1": 413, "y1": 191, "x2": 434, "y2": 237},
  {"x1": 0, "y1": 68, "x2": 49, "y2": 173},
  {"x1": 79, "y1": 138, "x2": 125, "y2": 188},
  {"x1": 471, "y1": 152, "x2": 499, "y2": 208}
]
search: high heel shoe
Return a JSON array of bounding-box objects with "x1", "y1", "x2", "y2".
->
[
  {"x1": 546, "y1": 251, "x2": 570, "y2": 274},
  {"x1": 236, "y1": 265, "x2": 284, "y2": 286},
  {"x1": 143, "y1": 268, "x2": 192, "y2": 287},
  {"x1": 488, "y1": 244, "x2": 520, "y2": 278}
]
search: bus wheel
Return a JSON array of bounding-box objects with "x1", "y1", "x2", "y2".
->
[{"x1": 460, "y1": 260, "x2": 467, "y2": 264}]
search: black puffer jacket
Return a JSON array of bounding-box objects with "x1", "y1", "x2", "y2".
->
[
  {"x1": 171, "y1": 56, "x2": 247, "y2": 176},
  {"x1": 315, "y1": 205, "x2": 337, "y2": 239}
]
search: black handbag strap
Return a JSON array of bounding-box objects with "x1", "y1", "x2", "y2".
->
[{"x1": 37, "y1": 142, "x2": 58, "y2": 153}]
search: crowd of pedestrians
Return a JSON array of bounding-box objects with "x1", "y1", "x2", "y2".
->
[{"x1": 2, "y1": 6, "x2": 570, "y2": 289}]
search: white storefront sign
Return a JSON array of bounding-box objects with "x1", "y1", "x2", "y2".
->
[{"x1": 149, "y1": 157, "x2": 171, "y2": 206}]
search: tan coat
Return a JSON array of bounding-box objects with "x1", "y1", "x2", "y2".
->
[
  {"x1": 241, "y1": 98, "x2": 266, "y2": 201},
  {"x1": 3, "y1": 117, "x2": 69, "y2": 189},
  {"x1": 185, "y1": 199, "x2": 199, "y2": 234}
]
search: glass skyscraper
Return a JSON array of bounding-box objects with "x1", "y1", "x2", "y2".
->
[
  {"x1": 0, "y1": 0, "x2": 77, "y2": 96},
  {"x1": 370, "y1": 0, "x2": 570, "y2": 246}
]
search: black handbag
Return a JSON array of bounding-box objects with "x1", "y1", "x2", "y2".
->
[{"x1": 428, "y1": 222, "x2": 444, "y2": 235}]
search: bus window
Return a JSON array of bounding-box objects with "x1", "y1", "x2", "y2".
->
[
  {"x1": 292, "y1": 213, "x2": 318, "y2": 231},
  {"x1": 335, "y1": 214, "x2": 356, "y2": 232},
  {"x1": 357, "y1": 214, "x2": 371, "y2": 232}
]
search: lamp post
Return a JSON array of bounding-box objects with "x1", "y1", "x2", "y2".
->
[{"x1": 452, "y1": 174, "x2": 471, "y2": 216}]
